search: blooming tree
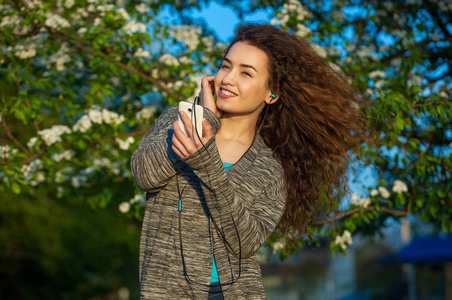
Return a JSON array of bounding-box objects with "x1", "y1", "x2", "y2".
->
[
  {"x1": 265, "y1": 0, "x2": 452, "y2": 255},
  {"x1": 1, "y1": 0, "x2": 451, "y2": 274}
]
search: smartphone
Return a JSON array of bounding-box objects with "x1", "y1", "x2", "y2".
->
[{"x1": 178, "y1": 101, "x2": 203, "y2": 137}]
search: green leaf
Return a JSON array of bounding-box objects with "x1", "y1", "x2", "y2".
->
[
  {"x1": 396, "y1": 118, "x2": 404, "y2": 130},
  {"x1": 77, "y1": 140, "x2": 87, "y2": 150},
  {"x1": 12, "y1": 182, "x2": 21, "y2": 194}
]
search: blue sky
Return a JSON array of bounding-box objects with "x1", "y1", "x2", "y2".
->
[{"x1": 187, "y1": 2, "x2": 274, "y2": 42}]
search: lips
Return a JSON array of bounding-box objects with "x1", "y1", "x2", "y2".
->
[{"x1": 219, "y1": 87, "x2": 238, "y2": 98}]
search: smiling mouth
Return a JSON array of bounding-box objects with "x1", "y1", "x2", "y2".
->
[{"x1": 220, "y1": 88, "x2": 237, "y2": 97}]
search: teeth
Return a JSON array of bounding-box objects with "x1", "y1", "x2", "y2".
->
[{"x1": 221, "y1": 88, "x2": 236, "y2": 96}]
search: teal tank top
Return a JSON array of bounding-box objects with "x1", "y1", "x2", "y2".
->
[{"x1": 210, "y1": 162, "x2": 234, "y2": 283}]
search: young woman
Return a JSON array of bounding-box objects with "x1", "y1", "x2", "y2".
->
[{"x1": 131, "y1": 23, "x2": 368, "y2": 299}]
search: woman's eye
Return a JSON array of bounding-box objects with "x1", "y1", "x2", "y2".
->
[
  {"x1": 221, "y1": 64, "x2": 230, "y2": 70},
  {"x1": 243, "y1": 72, "x2": 252, "y2": 77}
]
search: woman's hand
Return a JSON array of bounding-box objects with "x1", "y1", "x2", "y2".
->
[
  {"x1": 198, "y1": 76, "x2": 222, "y2": 118},
  {"x1": 172, "y1": 110, "x2": 213, "y2": 158}
]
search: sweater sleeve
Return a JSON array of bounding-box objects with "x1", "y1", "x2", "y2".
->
[
  {"x1": 181, "y1": 136, "x2": 287, "y2": 259},
  {"x1": 131, "y1": 105, "x2": 222, "y2": 193}
]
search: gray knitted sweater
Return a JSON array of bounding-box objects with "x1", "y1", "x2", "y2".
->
[{"x1": 131, "y1": 105, "x2": 287, "y2": 299}]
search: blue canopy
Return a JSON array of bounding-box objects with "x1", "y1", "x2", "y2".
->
[{"x1": 398, "y1": 236, "x2": 452, "y2": 264}]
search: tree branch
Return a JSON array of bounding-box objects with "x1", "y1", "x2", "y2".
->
[
  {"x1": 48, "y1": 29, "x2": 179, "y2": 99},
  {"x1": 1, "y1": 116, "x2": 31, "y2": 157},
  {"x1": 13, "y1": 0, "x2": 181, "y2": 101},
  {"x1": 314, "y1": 205, "x2": 411, "y2": 226}
]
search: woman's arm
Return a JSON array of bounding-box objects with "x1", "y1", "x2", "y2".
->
[
  {"x1": 181, "y1": 137, "x2": 287, "y2": 259},
  {"x1": 131, "y1": 105, "x2": 221, "y2": 193}
]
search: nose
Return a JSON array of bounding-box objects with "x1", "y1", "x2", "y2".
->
[{"x1": 222, "y1": 70, "x2": 237, "y2": 86}]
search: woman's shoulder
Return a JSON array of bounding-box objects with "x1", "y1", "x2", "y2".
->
[{"x1": 252, "y1": 135, "x2": 285, "y2": 178}]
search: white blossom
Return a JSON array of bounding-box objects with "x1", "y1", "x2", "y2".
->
[
  {"x1": 179, "y1": 56, "x2": 194, "y2": 65},
  {"x1": 378, "y1": 186, "x2": 390, "y2": 199},
  {"x1": 101, "y1": 108, "x2": 125, "y2": 125},
  {"x1": 73, "y1": 115, "x2": 92, "y2": 132},
  {"x1": 93, "y1": 157, "x2": 111, "y2": 168},
  {"x1": 24, "y1": 0, "x2": 42, "y2": 10},
  {"x1": 97, "y1": 4, "x2": 115, "y2": 13},
  {"x1": 271, "y1": 0, "x2": 311, "y2": 27},
  {"x1": 311, "y1": 44, "x2": 327, "y2": 58},
  {"x1": 370, "y1": 189, "x2": 379, "y2": 197},
  {"x1": 57, "y1": 186, "x2": 64, "y2": 198},
  {"x1": 48, "y1": 43, "x2": 71, "y2": 71},
  {"x1": 27, "y1": 137, "x2": 38, "y2": 148},
  {"x1": 88, "y1": 108, "x2": 103, "y2": 124},
  {"x1": 334, "y1": 230, "x2": 353, "y2": 250},
  {"x1": 45, "y1": 13, "x2": 70, "y2": 29},
  {"x1": 171, "y1": 25, "x2": 202, "y2": 52},
  {"x1": 202, "y1": 36, "x2": 215, "y2": 52},
  {"x1": 351, "y1": 193, "x2": 371, "y2": 208},
  {"x1": 119, "y1": 202, "x2": 131, "y2": 213},
  {"x1": 134, "y1": 48, "x2": 151, "y2": 58},
  {"x1": 329, "y1": 63, "x2": 342, "y2": 74},
  {"x1": 135, "y1": 3, "x2": 147, "y2": 14},
  {"x1": 65, "y1": 0, "x2": 74, "y2": 9},
  {"x1": 76, "y1": 7, "x2": 89, "y2": 18},
  {"x1": 392, "y1": 180, "x2": 408, "y2": 193},
  {"x1": 122, "y1": 20, "x2": 146, "y2": 35},
  {"x1": 55, "y1": 166, "x2": 74, "y2": 183},
  {"x1": 37, "y1": 125, "x2": 72, "y2": 146},
  {"x1": 130, "y1": 193, "x2": 146, "y2": 205},
  {"x1": 374, "y1": 80, "x2": 385, "y2": 89},
  {"x1": 21, "y1": 159, "x2": 42, "y2": 183},
  {"x1": 110, "y1": 77, "x2": 120, "y2": 87},
  {"x1": 77, "y1": 27, "x2": 87, "y2": 34},
  {"x1": 159, "y1": 54, "x2": 179, "y2": 67},
  {"x1": 438, "y1": 91, "x2": 448, "y2": 98},
  {"x1": 51, "y1": 149, "x2": 76, "y2": 162},
  {"x1": 71, "y1": 174, "x2": 87, "y2": 188},
  {"x1": 93, "y1": 18, "x2": 102, "y2": 26},
  {"x1": 272, "y1": 241, "x2": 285, "y2": 253},
  {"x1": 342, "y1": 230, "x2": 353, "y2": 245},
  {"x1": 360, "y1": 198, "x2": 371, "y2": 208},
  {"x1": 351, "y1": 193, "x2": 360, "y2": 204},
  {"x1": 117, "y1": 7, "x2": 130, "y2": 21},
  {"x1": 116, "y1": 136, "x2": 135, "y2": 150},
  {"x1": 136, "y1": 106, "x2": 156, "y2": 120},
  {"x1": 14, "y1": 43, "x2": 37, "y2": 59},
  {"x1": 0, "y1": 145, "x2": 18, "y2": 159},
  {"x1": 407, "y1": 74, "x2": 422, "y2": 87},
  {"x1": 369, "y1": 70, "x2": 386, "y2": 79},
  {"x1": 295, "y1": 24, "x2": 312, "y2": 38},
  {"x1": 30, "y1": 171, "x2": 45, "y2": 186}
]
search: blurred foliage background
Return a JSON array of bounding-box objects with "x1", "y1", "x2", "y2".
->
[{"x1": 0, "y1": 0, "x2": 451, "y2": 298}]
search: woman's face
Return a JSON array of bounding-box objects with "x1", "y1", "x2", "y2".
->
[{"x1": 214, "y1": 42, "x2": 273, "y2": 117}]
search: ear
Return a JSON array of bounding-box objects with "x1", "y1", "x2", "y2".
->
[{"x1": 265, "y1": 92, "x2": 279, "y2": 104}]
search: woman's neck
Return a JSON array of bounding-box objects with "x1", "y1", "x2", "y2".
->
[{"x1": 217, "y1": 114, "x2": 258, "y2": 142}]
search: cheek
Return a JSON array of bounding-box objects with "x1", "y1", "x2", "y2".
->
[{"x1": 213, "y1": 74, "x2": 221, "y2": 93}]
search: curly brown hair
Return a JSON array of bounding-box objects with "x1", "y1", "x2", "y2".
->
[{"x1": 224, "y1": 23, "x2": 373, "y2": 239}]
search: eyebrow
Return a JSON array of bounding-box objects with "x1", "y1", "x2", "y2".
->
[{"x1": 223, "y1": 57, "x2": 258, "y2": 73}]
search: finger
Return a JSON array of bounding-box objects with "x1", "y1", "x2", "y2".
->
[
  {"x1": 172, "y1": 144, "x2": 186, "y2": 158},
  {"x1": 171, "y1": 134, "x2": 189, "y2": 157},
  {"x1": 173, "y1": 120, "x2": 198, "y2": 155},
  {"x1": 202, "y1": 119, "x2": 213, "y2": 140},
  {"x1": 179, "y1": 110, "x2": 194, "y2": 138},
  {"x1": 173, "y1": 120, "x2": 190, "y2": 144},
  {"x1": 201, "y1": 76, "x2": 215, "y2": 96}
]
